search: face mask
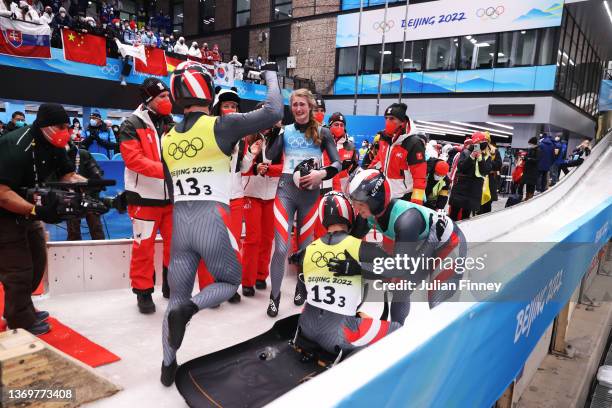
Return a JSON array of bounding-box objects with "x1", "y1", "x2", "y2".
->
[
  {"x1": 15, "y1": 120, "x2": 25, "y2": 128},
  {"x1": 555, "y1": 137, "x2": 560, "y2": 142},
  {"x1": 90, "y1": 119, "x2": 98, "y2": 127},
  {"x1": 154, "y1": 99, "x2": 173, "y2": 116},
  {"x1": 221, "y1": 107, "x2": 237, "y2": 116},
  {"x1": 41, "y1": 126, "x2": 70, "y2": 148},
  {"x1": 384, "y1": 120, "x2": 399, "y2": 136},
  {"x1": 60, "y1": 12, "x2": 66, "y2": 17},
  {"x1": 330, "y1": 126, "x2": 344, "y2": 138},
  {"x1": 434, "y1": 174, "x2": 443, "y2": 181},
  {"x1": 313, "y1": 112, "x2": 324, "y2": 123},
  {"x1": 74, "y1": 123, "x2": 80, "y2": 129}
]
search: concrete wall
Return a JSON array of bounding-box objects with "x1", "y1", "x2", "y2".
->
[
  {"x1": 290, "y1": 17, "x2": 338, "y2": 94},
  {"x1": 292, "y1": 0, "x2": 340, "y2": 17},
  {"x1": 215, "y1": 0, "x2": 234, "y2": 31},
  {"x1": 251, "y1": 0, "x2": 271, "y2": 25},
  {"x1": 182, "y1": 1, "x2": 200, "y2": 36}
]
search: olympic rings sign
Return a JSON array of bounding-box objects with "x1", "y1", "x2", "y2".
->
[
  {"x1": 476, "y1": 5, "x2": 504, "y2": 20},
  {"x1": 310, "y1": 251, "x2": 346, "y2": 268},
  {"x1": 167, "y1": 137, "x2": 204, "y2": 160},
  {"x1": 372, "y1": 20, "x2": 395, "y2": 33},
  {"x1": 100, "y1": 64, "x2": 120, "y2": 75}
]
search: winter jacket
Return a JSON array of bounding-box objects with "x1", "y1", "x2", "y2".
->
[
  {"x1": 173, "y1": 39, "x2": 188, "y2": 55},
  {"x1": 537, "y1": 135, "x2": 556, "y2": 172},
  {"x1": 425, "y1": 158, "x2": 450, "y2": 211},
  {"x1": 522, "y1": 145, "x2": 540, "y2": 186},
  {"x1": 368, "y1": 119, "x2": 427, "y2": 204},
  {"x1": 554, "y1": 140, "x2": 568, "y2": 165},
  {"x1": 321, "y1": 133, "x2": 358, "y2": 193},
  {"x1": 122, "y1": 28, "x2": 136, "y2": 44},
  {"x1": 82, "y1": 125, "x2": 117, "y2": 158},
  {"x1": 449, "y1": 148, "x2": 493, "y2": 211},
  {"x1": 487, "y1": 150, "x2": 503, "y2": 202},
  {"x1": 230, "y1": 140, "x2": 256, "y2": 200},
  {"x1": 118, "y1": 105, "x2": 174, "y2": 206},
  {"x1": 242, "y1": 128, "x2": 284, "y2": 201}
]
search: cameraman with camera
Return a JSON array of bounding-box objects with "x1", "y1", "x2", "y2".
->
[{"x1": 0, "y1": 103, "x2": 86, "y2": 335}]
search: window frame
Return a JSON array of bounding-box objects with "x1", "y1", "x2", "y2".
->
[
  {"x1": 234, "y1": 0, "x2": 251, "y2": 28},
  {"x1": 271, "y1": 0, "x2": 293, "y2": 21}
]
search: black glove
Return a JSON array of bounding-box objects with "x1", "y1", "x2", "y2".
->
[
  {"x1": 328, "y1": 250, "x2": 361, "y2": 277},
  {"x1": 260, "y1": 62, "x2": 278, "y2": 72},
  {"x1": 429, "y1": 210, "x2": 449, "y2": 242},
  {"x1": 34, "y1": 191, "x2": 62, "y2": 224},
  {"x1": 288, "y1": 249, "x2": 305, "y2": 265}
]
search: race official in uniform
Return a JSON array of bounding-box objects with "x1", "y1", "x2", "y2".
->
[{"x1": 0, "y1": 103, "x2": 85, "y2": 335}]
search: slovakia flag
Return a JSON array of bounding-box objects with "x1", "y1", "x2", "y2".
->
[{"x1": 0, "y1": 17, "x2": 51, "y2": 59}]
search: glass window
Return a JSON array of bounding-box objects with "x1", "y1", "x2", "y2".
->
[
  {"x1": 200, "y1": 0, "x2": 215, "y2": 33},
  {"x1": 341, "y1": 0, "x2": 404, "y2": 10},
  {"x1": 273, "y1": 0, "x2": 292, "y2": 21},
  {"x1": 426, "y1": 37, "x2": 457, "y2": 71},
  {"x1": 497, "y1": 30, "x2": 537, "y2": 67},
  {"x1": 236, "y1": 0, "x2": 250, "y2": 27},
  {"x1": 393, "y1": 40, "x2": 424, "y2": 72},
  {"x1": 363, "y1": 44, "x2": 393, "y2": 73},
  {"x1": 338, "y1": 47, "x2": 359, "y2": 75},
  {"x1": 536, "y1": 28, "x2": 556, "y2": 65},
  {"x1": 172, "y1": 1, "x2": 183, "y2": 34},
  {"x1": 458, "y1": 33, "x2": 495, "y2": 70}
]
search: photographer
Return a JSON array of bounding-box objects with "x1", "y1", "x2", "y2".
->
[
  {"x1": 82, "y1": 110, "x2": 118, "y2": 158},
  {"x1": 65, "y1": 139, "x2": 106, "y2": 241},
  {"x1": 0, "y1": 103, "x2": 85, "y2": 336}
]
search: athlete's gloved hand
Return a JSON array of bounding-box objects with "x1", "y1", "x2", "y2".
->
[
  {"x1": 328, "y1": 250, "x2": 361, "y2": 277},
  {"x1": 429, "y1": 210, "x2": 449, "y2": 242},
  {"x1": 288, "y1": 249, "x2": 305, "y2": 265},
  {"x1": 33, "y1": 191, "x2": 62, "y2": 224},
  {"x1": 341, "y1": 159, "x2": 355, "y2": 171}
]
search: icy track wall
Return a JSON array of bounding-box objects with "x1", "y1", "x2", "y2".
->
[{"x1": 272, "y1": 134, "x2": 612, "y2": 408}]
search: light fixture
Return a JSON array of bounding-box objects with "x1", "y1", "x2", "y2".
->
[
  {"x1": 470, "y1": 39, "x2": 477, "y2": 44},
  {"x1": 416, "y1": 125, "x2": 468, "y2": 137},
  {"x1": 439, "y1": 56, "x2": 444, "y2": 59},
  {"x1": 401, "y1": 58, "x2": 413, "y2": 62},
  {"x1": 605, "y1": 1, "x2": 612, "y2": 25},
  {"x1": 417, "y1": 121, "x2": 474, "y2": 134},
  {"x1": 379, "y1": 50, "x2": 392, "y2": 55},
  {"x1": 466, "y1": 35, "x2": 472, "y2": 40},
  {"x1": 449, "y1": 121, "x2": 513, "y2": 136},
  {"x1": 498, "y1": 53, "x2": 504, "y2": 57},
  {"x1": 521, "y1": 30, "x2": 526, "y2": 34},
  {"x1": 475, "y1": 42, "x2": 490, "y2": 47},
  {"x1": 485, "y1": 122, "x2": 514, "y2": 130}
]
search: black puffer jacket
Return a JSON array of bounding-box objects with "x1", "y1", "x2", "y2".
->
[
  {"x1": 487, "y1": 151, "x2": 503, "y2": 202},
  {"x1": 522, "y1": 146, "x2": 539, "y2": 186}
]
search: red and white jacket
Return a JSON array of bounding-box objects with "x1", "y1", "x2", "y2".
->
[
  {"x1": 368, "y1": 118, "x2": 427, "y2": 204},
  {"x1": 321, "y1": 133, "x2": 357, "y2": 194},
  {"x1": 119, "y1": 105, "x2": 172, "y2": 206},
  {"x1": 242, "y1": 131, "x2": 283, "y2": 201},
  {"x1": 230, "y1": 140, "x2": 256, "y2": 200}
]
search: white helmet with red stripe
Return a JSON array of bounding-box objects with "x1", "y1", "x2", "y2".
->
[
  {"x1": 170, "y1": 60, "x2": 215, "y2": 108},
  {"x1": 318, "y1": 191, "x2": 355, "y2": 229}
]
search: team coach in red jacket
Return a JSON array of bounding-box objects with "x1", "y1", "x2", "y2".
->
[{"x1": 119, "y1": 78, "x2": 174, "y2": 314}]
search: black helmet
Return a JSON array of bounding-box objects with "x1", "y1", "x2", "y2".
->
[
  {"x1": 318, "y1": 191, "x2": 354, "y2": 229},
  {"x1": 348, "y1": 169, "x2": 391, "y2": 216},
  {"x1": 292, "y1": 158, "x2": 317, "y2": 190},
  {"x1": 170, "y1": 61, "x2": 215, "y2": 108}
]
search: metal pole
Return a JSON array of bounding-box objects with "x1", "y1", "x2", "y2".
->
[
  {"x1": 352, "y1": 0, "x2": 363, "y2": 115},
  {"x1": 375, "y1": 0, "x2": 389, "y2": 116},
  {"x1": 398, "y1": 0, "x2": 410, "y2": 102}
]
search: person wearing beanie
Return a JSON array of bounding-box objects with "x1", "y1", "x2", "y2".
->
[
  {"x1": 424, "y1": 157, "x2": 451, "y2": 211},
  {"x1": 118, "y1": 77, "x2": 175, "y2": 314},
  {"x1": 367, "y1": 102, "x2": 427, "y2": 206},
  {"x1": 0, "y1": 103, "x2": 86, "y2": 336},
  {"x1": 313, "y1": 96, "x2": 326, "y2": 124},
  {"x1": 81, "y1": 109, "x2": 118, "y2": 158}
]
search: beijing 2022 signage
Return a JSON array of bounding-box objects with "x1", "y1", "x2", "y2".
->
[{"x1": 336, "y1": 0, "x2": 564, "y2": 48}]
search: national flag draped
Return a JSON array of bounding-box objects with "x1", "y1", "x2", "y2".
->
[
  {"x1": 0, "y1": 16, "x2": 51, "y2": 58},
  {"x1": 165, "y1": 53, "x2": 186, "y2": 73},
  {"x1": 135, "y1": 46, "x2": 168, "y2": 76},
  {"x1": 214, "y1": 63, "x2": 235, "y2": 87},
  {"x1": 61, "y1": 29, "x2": 106, "y2": 66},
  {"x1": 115, "y1": 39, "x2": 146, "y2": 64}
]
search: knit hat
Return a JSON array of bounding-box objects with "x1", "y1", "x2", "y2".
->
[
  {"x1": 328, "y1": 112, "x2": 346, "y2": 126},
  {"x1": 140, "y1": 77, "x2": 170, "y2": 104},
  {"x1": 384, "y1": 103, "x2": 408, "y2": 122},
  {"x1": 34, "y1": 103, "x2": 69, "y2": 128},
  {"x1": 314, "y1": 96, "x2": 326, "y2": 111},
  {"x1": 434, "y1": 160, "x2": 449, "y2": 176},
  {"x1": 212, "y1": 86, "x2": 240, "y2": 115}
]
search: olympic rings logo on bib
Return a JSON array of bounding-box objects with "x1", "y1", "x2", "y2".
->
[
  {"x1": 311, "y1": 250, "x2": 346, "y2": 268},
  {"x1": 287, "y1": 135, "x2": 314, "y2": 149},
  {"x1": 167, "y1": 137, "x2": 204, "y2": 160}
]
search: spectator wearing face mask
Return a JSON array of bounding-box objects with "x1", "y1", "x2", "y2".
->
[
  {"x1": 188, "y1": 41, "x2": 202, "y2": 59},
  {"x1": 75, "y1": 16, "x2": 102, "y2": 35},
  {"x1": 424, "y1": 158, "x2": 450, "y2": 211},
  {"x1": 141, "y1": 29, "x2": 157, "y2": 47},
  {"x1": 50, "y1": 7, "x2": 72, "y2": 47},
  {"x1": 70, "y1": 118, "x2": 82, "y2": 141},
  {"x1": 40, "y1": 6, "x2": 54, "y2": 25},
  {"x1": 81, "y1": 110, "x2": 118, "y2": 158},
  {"x1": 536, "y1": 133, "x2": 555, "y2": 192},
  {"x1": 122, "y1": 20, "x2": 136, "y2": 44},
  {"x1": 3, "y1": 111, "x2": 27, "y2": 135},
  {"x1": 15, "y1": 1, "x2": 40, "y2": 23},
  {"x1": 521, "y1": 137, "x2": 540, "y2": 201},
  {"x1": 173, "y1": 36, "x2": 188, "y2": 55}
]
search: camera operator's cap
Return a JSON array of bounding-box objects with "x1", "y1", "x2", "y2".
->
[
  {"x1": 141, "y1": 77, "x2": 170, "y2": 104},
  {"x1": 91, "y1": 110, "x2": 102, "y2": 119},
  {"x1": 384, "y1": 103, "x2": 408, "y2": 122},
  {"x1": 35, "y1": 103, "x2": 69, "y2": 128}
]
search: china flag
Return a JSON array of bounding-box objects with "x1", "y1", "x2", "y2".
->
[
  {"x1": 135, "y1": 46, "x2": 168, "y2": 76},
  {"x1": 61, "y1": 29, "x2": 106, "y2": 66}
]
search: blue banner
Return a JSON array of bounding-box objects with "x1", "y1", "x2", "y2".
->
[
  {"x1": 599, "y1": 80, "x2": 612, "y2": 112},
  {"x1": 334, "y1": 65, "x2": 557, "y2": 95},
  {"x1": 337, "y1": 197, "x2": 612, "y2": 407}
]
